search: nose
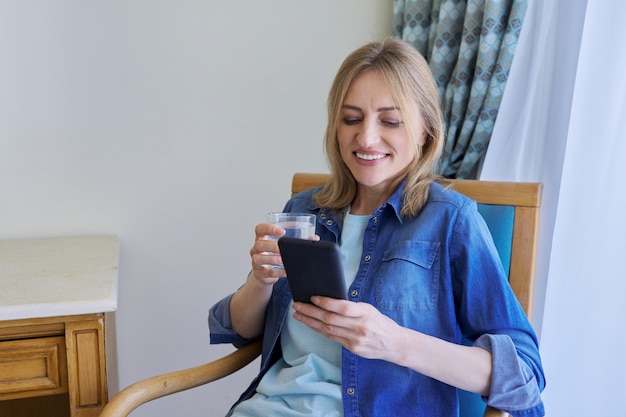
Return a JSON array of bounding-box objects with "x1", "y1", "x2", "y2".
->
[{"x1": 356, "y1": 118, "x2": 380, "y2": 148}]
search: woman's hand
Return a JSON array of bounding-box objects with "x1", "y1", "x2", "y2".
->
[
  {"x1": 231, "y1": 222, "x2": 320, "y2": 339},
  {"x1": 230, "y1": 222, "x2": 286, "y2": 338},
  {"x1": 291, "y1": 296, "x2": 406, "y2": 362},
  {"x1": 248, "y1": 223, "x2": 287, "y2": 286}
]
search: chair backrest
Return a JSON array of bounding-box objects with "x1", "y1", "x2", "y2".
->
[{"x1": 292, "y1": 172, "x2": 542, "y2": 417}]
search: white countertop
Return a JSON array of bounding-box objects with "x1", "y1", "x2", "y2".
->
[{"x1": 0, "y1": 235, "x2": 119, "y2": 321}]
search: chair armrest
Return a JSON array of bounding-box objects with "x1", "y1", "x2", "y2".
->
[
  {"x1": 483, "y1": 405, "x2": 508, "y2": 417},
  {"x1": 100, "y1": 339, "x2": 263, "y2": 417}
]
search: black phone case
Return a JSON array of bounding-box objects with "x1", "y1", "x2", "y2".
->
[{"x1": 277, "y1": 237, "x2": 347, "y2": 303}]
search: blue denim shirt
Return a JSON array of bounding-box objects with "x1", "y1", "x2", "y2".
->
[{"x1": 209, "y1": 182, "x2": 545, "y2": 417}]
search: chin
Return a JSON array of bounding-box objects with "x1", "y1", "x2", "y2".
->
[{"x1": 352, "y1": 173, "x2": 388, "y2": 188}]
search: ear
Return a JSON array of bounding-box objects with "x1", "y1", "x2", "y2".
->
[{"x1": 418, "y1": 130, "x2": 427, "y2": 147}]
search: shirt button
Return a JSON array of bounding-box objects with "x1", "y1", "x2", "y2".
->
[
  {"x1": 372, "y1": 217, "x2": 378, "y2": 223},
  {"x1": 364, "y1": 255, "x2": 371, "y2": 262},
  {"x1": 346, "y1": 387, "x2": 355, "y2": 395},
  {"x1": 350, "y1": 290, "x2": 358, "y2": 298},
  {"x1": 325, "y1": 220, "x2": 333, "y2": 226},
  {"x1": 320, "y1": 213, "x2": 327, "y2": 219}
]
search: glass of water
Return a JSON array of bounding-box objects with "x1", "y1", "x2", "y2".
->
[
  {"x1": 266, "y1": 212, "x2": 316, "y2": 269},
  {"x1": 267, "y1": 212, "x2": 316, "y2": 240}
]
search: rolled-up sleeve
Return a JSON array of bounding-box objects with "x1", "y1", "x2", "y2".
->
[
  {"x1": 475, "y1": 334, "x2": 545, "y2": 417},
  {"x1": 209, "y1": 293, "x2": 253, "y2": 346}
]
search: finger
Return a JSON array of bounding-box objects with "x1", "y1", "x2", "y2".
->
[
  {"x1": 320, "y1": 321, "x2": 335, "y2": 336},
  {"x1": 251, "y1": 252, "x2": 283, "y2": 272},
  {"x1": 294, "y1": 299, "x2": 355, "y2": 325},
  {"x1": 310, "y1": 296, "x2": 357, "y2": 317},
  {"x1": 251, "y1": 239, "x2": 280, "y2": 257},
  {"x1": 255, "y1": 223, "x2": 285, "y2": 240},
  {"x1": 292, "y1": 308, "x2": 338, "y2": 338},
  {"x1": 292, "y1": 302, "x2": 350, "y2": 337}
]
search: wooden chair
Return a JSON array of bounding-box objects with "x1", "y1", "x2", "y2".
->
[{"x1": 100, "y1": 173, "x2": 542, "y2": 417}]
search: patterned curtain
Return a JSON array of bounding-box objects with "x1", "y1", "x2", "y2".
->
[{"x1": 393, "y1": 0, "x2": 527, "y2": 178}]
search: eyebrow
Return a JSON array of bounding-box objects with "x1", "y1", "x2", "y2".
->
[{"x1": 342, "y1": 104, "x2": 400, "y2": 112}]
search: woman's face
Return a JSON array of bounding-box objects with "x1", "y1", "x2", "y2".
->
[{"x1": 337, "y1": 70, "x2": 425, "y2": 196}]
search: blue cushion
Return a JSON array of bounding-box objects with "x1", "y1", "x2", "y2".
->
[
  {"x1": 476, "y1": 204, "x2": 514, "y2": 276},
  {"x1": 459, "y1": 388, "x2": 486, "y2": 417}
]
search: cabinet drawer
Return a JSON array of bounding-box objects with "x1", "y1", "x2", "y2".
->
[{"x1": 0, "y1": 336, "x2": 68, "y2": 400}]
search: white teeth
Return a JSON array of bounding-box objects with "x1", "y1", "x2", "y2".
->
[{"x1": 356, "y1": 152, "x2": 386, "y2": 161}]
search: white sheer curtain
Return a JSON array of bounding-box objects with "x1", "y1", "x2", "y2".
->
[{"x1": 481, "y1": 0, "x2": 626, "y2": 414}]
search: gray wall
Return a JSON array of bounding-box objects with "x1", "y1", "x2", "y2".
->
[{"x1": 0, "y1": 1, "x2": 393, "y2": 416}]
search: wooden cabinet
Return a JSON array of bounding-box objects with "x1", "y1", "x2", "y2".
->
[{"x1": 0, "y1": 236, "x2": 118, "y2": 417}]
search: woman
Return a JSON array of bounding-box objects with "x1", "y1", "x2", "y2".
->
[{"x1": 209, "y1": 38, "x2": 545, "y2": 417}]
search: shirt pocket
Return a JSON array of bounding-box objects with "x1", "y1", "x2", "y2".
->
[{"x1": 375, "y1": 240, "x2": 440, "y2": 311}]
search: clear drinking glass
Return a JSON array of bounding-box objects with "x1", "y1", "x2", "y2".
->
[
  {"x1": 267, "y1": 212, "x2": 316, "y2": 240},
  {"x1": 266, "y1": 212, "x2": 316, "y2": 269}
]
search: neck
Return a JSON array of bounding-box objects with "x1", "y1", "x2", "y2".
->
[
  {"x1": 350, "y1": 190, "x2": 387, "y2": 215},
  {"x1": 351, "y1": 176, "x2": 404, "y2": 215}
]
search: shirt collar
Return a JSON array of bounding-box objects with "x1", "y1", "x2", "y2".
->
[
  {"x1": 309, "y1": 179, "x2": 407, "y2": 223},
  {"x1": 384, "y1": 179, "x2": 406, "y2": 224}
]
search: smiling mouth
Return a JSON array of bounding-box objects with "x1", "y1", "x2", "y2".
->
[{"x1": 355, "y1": 152, "x2": 387, "y2": 161}]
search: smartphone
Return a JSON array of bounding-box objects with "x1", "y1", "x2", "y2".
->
[{"x1": 277, "y1": 237, "x2": 347, "y2": 303}]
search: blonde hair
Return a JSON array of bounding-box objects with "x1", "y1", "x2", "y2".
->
[{"x1": 313, "y1": 37, "x2": 445, "y2": 218}]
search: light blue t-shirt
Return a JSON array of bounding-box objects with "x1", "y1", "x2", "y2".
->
[{"x1": 231, "y1": 213, "x2": 369, "y2": 417}]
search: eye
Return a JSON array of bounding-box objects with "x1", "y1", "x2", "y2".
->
[
  {"x1": 342, "y1": 117, "x2": 362, "y2": 126},
  {"x1": 382, "y1": 119, "x2": 403, "y2": 128}
]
